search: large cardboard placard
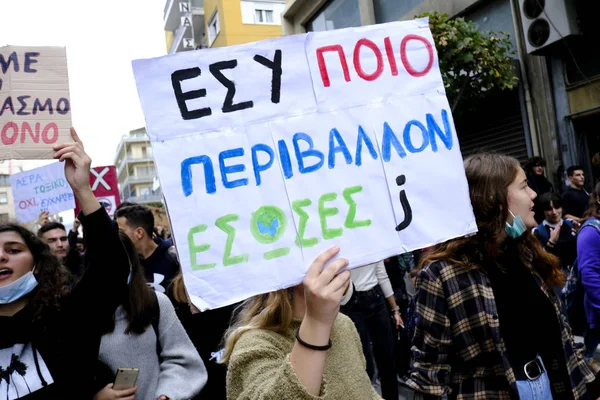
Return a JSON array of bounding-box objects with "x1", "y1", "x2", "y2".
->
[
  {"x1": 133, "y1": 19, "x2": 477, "y2": 309},
  {"x1": 0, "y1": 46, "x2": 72, "y2": 159}
]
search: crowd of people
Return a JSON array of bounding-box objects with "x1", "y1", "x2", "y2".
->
[{"x1": 3, "y1": 129, "x2": 600, "y2": 399}]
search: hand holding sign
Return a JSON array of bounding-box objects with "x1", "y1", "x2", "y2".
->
[{"x1": 53, "y1": 128, "x2": 99, "y2": 216}]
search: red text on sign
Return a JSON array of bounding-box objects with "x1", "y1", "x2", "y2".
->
[
  {"x1": 1, "y1": 122, "x2": 59, "y2": 145},
  {"x1": 315, "y1": 34, "x2": 434, "y2": 87}
]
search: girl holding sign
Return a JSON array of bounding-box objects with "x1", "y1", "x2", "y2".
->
[
  {"x1": 406, "y1": 153, "x2": 596, "y2": 400},
  {"x1": 0, "y1": 129, "x2": 131, "y2": 399},
  {"x1": 223, "y1": 246, "x2": 383, "y2": 399}
]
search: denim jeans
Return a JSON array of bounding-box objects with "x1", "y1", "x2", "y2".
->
[
  {"x1": 585, "y1": 329, "x2": 599, "y2": 360},
  {"x1": 341, "y1": 285, "x2": 398, "y2": 400},
  {"x1": 515, "y1": 357, "x2": 553, "y2": 400}
]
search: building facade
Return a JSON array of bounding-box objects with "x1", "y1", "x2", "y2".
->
[
  {"x1": 282, "y1": 0, "x2": 600, "y2": 190},
  {"x1": 165, "y1": 0, "x2": 286, "y2": 51},
  {"x1": 114, "y1": 128, "x2": 162, "y2": 205},
  {"x1": 0, "y1": 174, "x2": 16, "y2": 223}
]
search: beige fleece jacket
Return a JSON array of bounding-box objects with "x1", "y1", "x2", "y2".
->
[{"x1": 226, "y1": 313, "x2": 382, "y2": 400}]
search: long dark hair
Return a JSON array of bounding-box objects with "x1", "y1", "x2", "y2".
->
[
  {"x1": 420, "y1": 153, "x2": 564, "y2": 288},
  {"x1": 583, "y1": 182, "x2": 600, "y2": 222},
  {"x1": 104, "y1": 232, "x2": 159, "y2": 335},
  {"x1": 0, "y1": 224, "x2": 72, "y2": 321}
]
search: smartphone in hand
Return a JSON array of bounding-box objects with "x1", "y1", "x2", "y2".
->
[{"x1": 113, "y1": 368, "x2": 139, "y2": 390}]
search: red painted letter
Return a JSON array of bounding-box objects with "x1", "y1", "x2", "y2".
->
[
  {"x1": 400, "y1": 34, "x2": 434, "y2": 77},
  {"x1": 20, "y1": 122, "x2": 40, "y2": 143},
  {"x1": 316, "y1": 45, "x2": 351, "y2": 87},
  {"x1": 353, "y1": 39, "x2": 384, "y2": 81},
  {"x1": 42, "y1": 123, "x2": 59, "y2": 144},
  {"x1": 1, "y1": 122, "x2": 18, "y2": 145},
  {"x1": 384, "y1": 37, "x2": 398, "y2": 76}
]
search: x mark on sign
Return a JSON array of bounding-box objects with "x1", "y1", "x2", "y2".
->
[{"x1": 91, "y1": 167, "x2": 111, "y2": 191}]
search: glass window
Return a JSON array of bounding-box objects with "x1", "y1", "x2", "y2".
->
[
  {"x1": 0, "y1": 193, "x2": 7, "y2": 205},
  {"x1": 306, "y1": 0, "x2": 361, "y2": 32},
  {"x1": 255, "y1": 9, "x2": 274, "y2": 23},
  {"x1": 136, "y1": 166, "x2": 153, "y2": 177},
  {"x1": 208, "y1": 11, "x2": 220, "y2": 45},
  {"x1": 373, "y1": 0, "x2": 422, "y2": 24},
  {"x1": 139, "y1": 186, "x2": 152, "y2": 196}
]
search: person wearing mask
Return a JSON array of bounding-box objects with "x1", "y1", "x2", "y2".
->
[
  {"x1": 116, "y1": 205, "x2": 179, "y2": 300},
  {"x1": 93, "y1": 232, "x2": 207, "y2": 400},
  {"x1": 223, "y1": 246, "x2": 382, "y2": 399},
  {"x1": 563, "y1": 165, "x2": 590, "y2": 223},
  {"x1": 341, "y1": 261, "x2": 402, "y2": 399},
  {"x1": 578, "y1": 182, "x2": 600, "y2": 371},
  {"x1": 533, "y1": 193, "x2": 577, "y2": 274},
  {"x1": 0, "y1": 128, "x2": 131, "y2": 399},
  {"x1": 406, "y1": 153, "x2": 595, "y2": 399},
  {"x1": 525, "y1": 156, "x2": 554, "y2": 223}
]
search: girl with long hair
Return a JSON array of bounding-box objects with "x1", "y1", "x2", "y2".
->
[
  {"x1": 406, "y1": 153, "x2": 595, "y2": 399},
  {"x1": 93, "y1": 232, "x2": 206, "y2": 400},
  {"x1": 223, "y1": 246, "x2": 382, "y2": 399},
  {"x1": 0, "y1": 129, "x2": 132, "y2": 399}
]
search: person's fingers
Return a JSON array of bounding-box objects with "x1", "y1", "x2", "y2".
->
[
  {"x1": 305, "y1": 246, "x2": 340, "y2": 280},
  {"x1": 326, "y1": 269, "x2": 350, "y2": 293},
  {"x1": 70, "y1": 127, "x2": 84, "y2": 147},
  {"x1": 121, "y1": 395, "x2": 135, "y2": 400},
  {"x1": 116, "y1": 386, "x2": 137, "y2": 397},
  {"x1": 59, "y1": 151, "x2": 84, "y2": 165},
  {"x1": 317, "y1": 257, "x2": 349, "y2": 285},
  {"x1": 53, "y1": 144, "x2": 79, "y2": 159}
]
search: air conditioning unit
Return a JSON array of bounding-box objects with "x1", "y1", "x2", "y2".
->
[{"x1": 519, "y1": 0, "x2": 580, "y2": 54}]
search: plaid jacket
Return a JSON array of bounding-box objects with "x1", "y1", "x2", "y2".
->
[{"x1": 405, "y1": 260, "x2": 595, "y2": 400}]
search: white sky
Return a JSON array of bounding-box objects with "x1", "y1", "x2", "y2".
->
[
  {"x1": 1, "y1": 0, "x2": 167, "y2": 167},
  {"x1": 1, "y1": 0, "x2": 167, "y2": 225}
]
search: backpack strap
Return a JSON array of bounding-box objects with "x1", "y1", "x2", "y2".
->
[{"x1": 534, "y1": 222, "x2": 549, "y2": 243}]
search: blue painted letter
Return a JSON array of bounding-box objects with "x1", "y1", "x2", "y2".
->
[
  {"x1": 219, "y1": 148, "x2": 248, "y2": 189},
  {"x1": 328, "y1": 128, "x2": 352, "y2": 169},
  {"x1": 278, "y1": 139, "x2": 293, "y2": 179},
  {"x1": 24, "y1": 52, "x2": 39, "y2": 73},
  {"x1": 293, "y1": 133, "x2": 324, "y2": 174},
  {"x1": 251, "y1": 143, "x2": 274, "y2": 185},
  {"x1": 427, "y1": 109, "x2": 453, "y2": 152},
  {"x1": 356, "y1": 125, "x2": 378, "y2": 166},
  {"x1": 181, "y1": 155, "x2": 216, "y2": 196},
  {"x1": 381, "y1": 122, "x2": 406, "y2": 162},
  {"x1": 403, "y1": 120, "x2": 429, "y2": 153}
]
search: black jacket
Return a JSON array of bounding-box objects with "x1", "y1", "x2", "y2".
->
[{"x1": 0, "y1": 207, "x2": 129, "y2": 399}]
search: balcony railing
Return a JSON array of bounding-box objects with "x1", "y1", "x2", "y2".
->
[
  {"x1": 117, "y1": 155, "x2": 154, "y2": 175},
  {"x1": 123, "y1": 193, "x2": 163, "y2": 204}
]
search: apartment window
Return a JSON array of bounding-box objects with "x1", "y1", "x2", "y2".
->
[
  {"x1": 255, "y1": 9, "x2": 274, "y2": 23},
  {"x1": 0, "y1": 214, "x2": 9, "y2": 223},
  {"x1": 136, "y1": 166, "x2": 153, "y2": 177},
  {"x1": 208, "y1": 11, "x2": 220, "y2": 45},
  {"x1": 306, "y1": 0, "x2": 361, "y2": 32},
  {"x1": 139, "y1": 186, "x2": 152, "y2": 196},
  {"x1": 0, "y1": 193, "x2": 7, "y2": 205}
]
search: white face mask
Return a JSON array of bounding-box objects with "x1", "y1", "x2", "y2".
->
[{"x1": 0, "y1": 267, "x2": 38, "y2": 304}]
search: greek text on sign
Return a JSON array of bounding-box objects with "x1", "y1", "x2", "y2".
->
[
  {"x1": 132, "y1": 19, "x2": 477, "y2": 309},
  {"x1": 0, "y1": 46, "x2": 72, "y2": 159},
  {"x1": 11, "y1": 162, "x2": 74, "y2": 223}
]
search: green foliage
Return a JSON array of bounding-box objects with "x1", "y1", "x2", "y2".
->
[
  {"x1": 417, "y1": 11, "x2": 518, "y2": 113},
  {"x1": 146, "y1": 202, "x2": 164, "y2": 209}
]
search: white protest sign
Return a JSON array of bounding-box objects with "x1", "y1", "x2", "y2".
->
[
  {"x1": 11, "y1": 162, "x2": 74, "y2": 222},
  {"x1": 133, "y1": 19, "x2": 478, "y2": 309},
  {"x1": 0, "y1": 46, "x2": 72, "y2": 159}
]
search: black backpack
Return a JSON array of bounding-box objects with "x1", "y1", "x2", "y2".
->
[{"x1": 564, "y1": 218, "x2": 600, "y2": 335}]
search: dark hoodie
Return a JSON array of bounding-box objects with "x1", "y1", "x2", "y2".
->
[
  {"x1": 0, "y1": 207, "x2": 129, "y2": 399},
  {"x1": 141, "y1": 237, "x2": 180, "y2": 296}
]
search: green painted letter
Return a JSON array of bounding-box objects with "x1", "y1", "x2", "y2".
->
[
  {"x1": 343, "y1": 186, "x2": 371, "y2": 229},
  {"x1": 292, "y1": 199, "x2": 319, "y2": 247},
  {"x1": 188, "y1": 224, "x2": 217, "y2": 270},
  {"x1": 215, "y1": 214, "x2": 249, "y2": 266},
  {"x1": 318, "y1": 192, "x2": 343, "y2": 240}
]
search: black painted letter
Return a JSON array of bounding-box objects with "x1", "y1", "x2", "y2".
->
[
  {"x1": 209, "y1": 60, "x2": 253, "y2": 113},
  {"x1": 395, "y1": 175, "x2": 413, "y2": 232},
  {"x1": 171, "y1": 67, "x2": 212, "y2": 120},
  {"x1": 253, "y1": 50, "x2": 282, "y2": 104}
]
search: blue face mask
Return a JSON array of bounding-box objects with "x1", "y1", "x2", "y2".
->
[
  {"x1": 505, "y1": 210, "x2": 527, "y2": 239},
  {"x1": 0, "y1": 267, "x2": 38, "y2": 304}
]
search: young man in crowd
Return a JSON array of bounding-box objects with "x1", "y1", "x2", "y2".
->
[
  {"x1": 38, "y1": 218, "x2": 84, "y2": 280},
  {"x1": 116, "y1": 204, "x2": 180, "y2": 298},
  {"x1": 562, "y1": 165, "x2": 590, "y2": 223}
]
